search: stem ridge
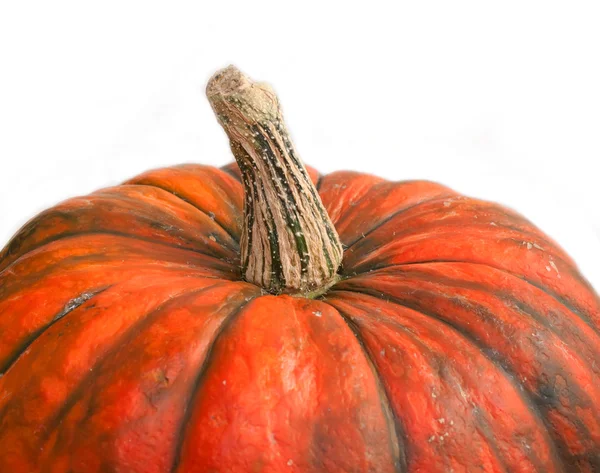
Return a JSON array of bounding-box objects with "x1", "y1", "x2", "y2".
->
[{"x1": 207, "y1": 66, "x2": 343, "y2": 294}]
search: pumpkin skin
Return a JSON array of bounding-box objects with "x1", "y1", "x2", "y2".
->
[{"x1": 1, "y1": 162, "x2": 599, "y2": 473}]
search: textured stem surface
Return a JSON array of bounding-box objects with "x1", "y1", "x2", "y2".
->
[{"x1": 207, "y1": 65, "x2": 343, "y2": 295}]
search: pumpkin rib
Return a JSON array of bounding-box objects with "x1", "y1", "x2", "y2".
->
[
  {"x1": 346, "y1": 223, "x2": 575, "y2": 279},
  {"x1": 327, "y1": 294, "x2": 547, "y2": 473},
  {"x1": 220, "y1": 163, "x2": 243, "y2": 183},
  {"x1": 125, "y1": 165, "x2": 245, "y2": 241},
  {"x1": 317, "y1": 172, "x2": 386, "y2": 227},
  {"x1": 91, "y1": 184, "x2": 240, "y2": 250},
  {"x1": 0, "y1": 228, "x2": 238, "y2": 277},
  {"x1": 342, "y1": 195, "x2": 455, "y2": 250},
  {"x1": 331, "y1": 181, "x2": 456, "y2": 245},
  {"x1": 332, "y1": 274, "x2": 600, "y2": 461},
  {"x1": 169, "y1": 293, "x2": 259, "y2": 473},
  {"x1": 0, "y1": 255, "x2": 231, "y2": 301},
  {"x1": 31, "y1": 283, "x2": 230, "y2": 455},
  {"x1": 330, "y1": 287, "x2": 598, "y2": 471},
  {"x1": 346, "y1": 227, "x2": 577, "y2": 285},
  {"x1": 339, "y1": 180, "x2": 447, "y2": 220},
  {"x1": 368, "y1": 260, "x2": 600, "y2": 334},
  {"x1": 344, "y1": 199, "x2": 571, "y2": 266},
  {"x1": 337, "y1": 264, "x2": 600, "y2": 377},
  {"x1": 173, "y1": 295, "x2": 403, "y2": 472},
  {"x1": 331, "y1": 306, "x2": 408, "y2": 473},
  {"x1": 0, "y1": 285, "x2": 111, "y2": 376},
  {"x1": 348, "y1": 271, "x2": 600, "y2": 466},
  {"x1": 36, "y1": 282, "x2": 261, "y2": 473},
  {"x1": 375, "y1": 263, "x2": 599, "y2": 347},
  {"x1": 123, "y1": 181, "x2": 241, "y2": 244},
  {"x1": 0, "y1": 235, "x2": 237, "y2": 380},
  {"x1": 0, "y1": 279, "x2": 231, "y2": 473},
  {"x1": 0, "y1": 234, "x2": 236, "y2": 308},
  {"x1": 0, "y1": 188, "x2": 239, "y2": 271},
  {"x1": 351, "y1": 288, "x2": 561, "y2": 472},
  {"x1": 327, "y1": 290, "x2": 564, "y2": 473},
  {"x1": 0, "y1": 268, "x2": 232, "y2": 376},
  {"x1": 345, "y1": 230, "x2": 600, "y2": 331},
  {"x1": 470, "y1": 411, "x2": 512, "y2": 473}
]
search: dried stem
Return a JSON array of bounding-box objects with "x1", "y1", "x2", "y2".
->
[{"x1": 207, "y1": 65, "x2": 343, "y2": 295}]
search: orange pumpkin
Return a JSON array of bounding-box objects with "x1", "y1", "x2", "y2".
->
[{"x1": 0, "y1": 66, "x2": 599, "y2": 473}]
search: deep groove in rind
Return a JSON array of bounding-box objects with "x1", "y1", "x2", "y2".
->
[
  {"x1": 334, "y1": 295, "x2": 523, "y2": 472},
  {"x1": 328, "y1": 303, "x2": 407, "y2": 473},
  {"x1": 220, "y1": 165, "x2": 243, "y2": 183},
  {"x1": 358, "y1": 260, "x2": 600, "y2": 336},
  {"x1": 343, "y1": 193, "x2": 455, "y2": 249},
  {"x1": 347, "y1": 264, "x2": 600, "y2": 371},
  {"x1": 169, "y1": 295, "x2": 258, "y2": 472},
  {"x1": 127, "y1": 181, "x2": 241, "y2": 244},
  {"x1": 0, "y1": 230, "x2": 239, "y2": 281},
  {"x1": 33, "y1": 283, "x2": 229, "y2": 460},
  {"x1": 348, "y1": 224, "x2": 581, "y2": 290},
  {"x1": 0, "y1": 286, "x2": 111, "y2": 376},
  {"x1": 348, "y1": 216, "x2": 569, "y2": 265},
  {"x1": 315, "y1": 173, "x2": 324, "y2": 191},
  {"x1": 329, "y1": 288, "x2": 567, "y2": 472},
  {"x1": 342, "y1": 191, "x2": 562, "y2": 253}
]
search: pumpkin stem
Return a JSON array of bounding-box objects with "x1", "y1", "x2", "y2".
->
[{"x1": 207, "y1": 66, "x2": 343, "y2": 295}]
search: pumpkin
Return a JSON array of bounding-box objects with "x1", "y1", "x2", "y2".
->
[{"x1": 0, "y1": 66, "x2": 599, "y2": 473}]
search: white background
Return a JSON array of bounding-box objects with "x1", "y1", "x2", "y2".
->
[{"x1": 1, "y1": 2, "x2": 599, "y2": 289}]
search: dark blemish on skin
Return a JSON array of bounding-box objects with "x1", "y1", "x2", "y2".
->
[
  {"x1": 0, "y1": 286, "x2": 112, "y2": 375},
  {"x1": 52, "y1": 290, "x2": 104, "y2": 322},
  {"x1": 150, "y1": 221, "x2": 179, "y2": 233}
]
